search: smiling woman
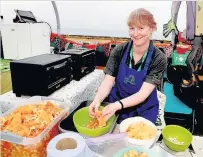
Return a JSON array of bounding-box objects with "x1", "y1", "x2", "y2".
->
[{"x1": 89, "y1": 8, "x2": 167, "y2": 124}]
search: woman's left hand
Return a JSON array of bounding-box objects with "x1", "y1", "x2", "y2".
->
[{"x1": 102, "y1": 102, "x2": 121, "y2": 121}]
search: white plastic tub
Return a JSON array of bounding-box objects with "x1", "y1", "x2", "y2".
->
[{"x1": 119, "y1": 117, "x2": 158, "y2": 147}]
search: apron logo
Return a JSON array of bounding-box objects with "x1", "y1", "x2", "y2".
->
[{"x1": 124, "y1": 75, "x2": 135, "y2": 85}]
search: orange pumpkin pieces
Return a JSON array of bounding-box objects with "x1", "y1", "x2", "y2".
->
[
  {"x1": 86, "y1": 110, "x2": 107, "y2": 129},
  {"x1": 0, "y1": 101, "x2": 62, "y2": 137}
]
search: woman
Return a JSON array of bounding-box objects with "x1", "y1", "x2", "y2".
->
[{"x1": 89, "y1": 8, "x2": 167, "y2": 124}]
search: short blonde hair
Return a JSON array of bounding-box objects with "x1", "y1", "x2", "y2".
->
[{"x1": 127, "y1": 8, "x2": 157, "y2": 30}]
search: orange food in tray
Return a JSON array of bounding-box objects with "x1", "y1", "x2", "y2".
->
[
  {"x1": 1, "y1": 101, "x2": 65, "y2": 157},
  {"x1": 0, "y1": 101, "x2": 62, "y2": 137},
  {"x1": 1, "y1": 124, "x2": 59, "y2": 157},
  {"x1": 86, "y1": 111, "x2": 107, "y2": 129}
]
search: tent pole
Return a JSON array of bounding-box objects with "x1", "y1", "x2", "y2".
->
[{"x1": 51, "y1": 1, "x2": 61, "y2": 52}]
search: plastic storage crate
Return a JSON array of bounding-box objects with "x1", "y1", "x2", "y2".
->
[{"x1": 0, "y1": 96, "x2": 69, "y2": 157}]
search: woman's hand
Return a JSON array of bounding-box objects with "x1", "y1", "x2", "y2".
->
[
  {"x1": 89, "y1": 99, "x2": 101, "y2": 117},
  {"x1": 102, "y1": 102, "x2": 121, "y2": 121}
]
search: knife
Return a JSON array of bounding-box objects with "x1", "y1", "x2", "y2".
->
[
  {"x1": 189, "y1": 144, "x2": 195, "y2": 154},
  {"x1": 149, "y1": 130, "x2": 161, "y2": 149},
  {"x1": 109, "y1": 114, "x2": 119, "y2": 133},
  {"x1": 158, "y1": 143, "x2": 174, "y2": 156}
]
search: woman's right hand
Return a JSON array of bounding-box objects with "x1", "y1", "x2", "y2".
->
[{"x1": 89, "y1": 99, "x2": 101, "y2": 117}]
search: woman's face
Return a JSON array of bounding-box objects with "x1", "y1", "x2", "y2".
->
[{"x1": 129, "y1": 24, "x2": 153, "y2": 47}]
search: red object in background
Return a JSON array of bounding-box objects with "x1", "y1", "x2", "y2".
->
[
  {"x1": 98, "y1": 42, "x2": 112, "y2": 56},
  {"x1": 175, "y1": 32, "x2": 193, "y2": 54},
  {"x1": 50, "y1": 33, "x2": 64, "y2": 42},
  {"x1": 51, "y1": 33, "x2": 97, "y2": 50},
  {"x1": 178, "y1": 32, "x2": 192, "y2": 45},
  {"x1": 84, "y1": 44, "x2": 97, "y2": 50},
  {"x1": 176, "y1": 46, "x2": 192, "y2": 54}
]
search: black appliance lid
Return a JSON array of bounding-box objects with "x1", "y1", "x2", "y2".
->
[
  {"x1": 11, "y1": 54, "x2": 71, "y2": 65},
  {"x1": 13, "y1": 9, "x2": 37, "y2": 23}
]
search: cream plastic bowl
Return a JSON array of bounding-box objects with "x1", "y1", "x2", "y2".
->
[{"x1": 119, "y1": 117, "x2": 157, "y2": 147}]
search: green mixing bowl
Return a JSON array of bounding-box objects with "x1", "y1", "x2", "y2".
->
[
  {"x1": 162, "y1": 125, "x2": 192, "y2": 152},
  {"x1": 73, "y1": 106, "x2": 115, "y2": 137}
]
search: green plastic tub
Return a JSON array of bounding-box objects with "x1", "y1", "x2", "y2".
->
[
  {"x1": 73, "y1": 106, "x2": 115, "y2": 137},
  {"x1": 162, "y1": 125, "x2": 192, "y2": 152}
]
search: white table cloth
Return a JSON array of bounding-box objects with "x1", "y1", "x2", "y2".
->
[{"x1": 0, "y1": 69, "x2": 104, "y2": 114}]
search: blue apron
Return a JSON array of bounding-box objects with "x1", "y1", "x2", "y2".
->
[{"x1": 109, "y1": 41, "x2": 159, "y2": 124}]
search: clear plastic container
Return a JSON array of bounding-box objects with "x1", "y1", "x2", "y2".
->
[
  {"x1": 86, "y1": 131, "x2": 162, "y2": 157},
  {"x1": 86, "y1": 133, "x2": 133, "y2": 157},
  {"x1": 0, "y1": 96, "x2": 70, "y2": 157}
]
